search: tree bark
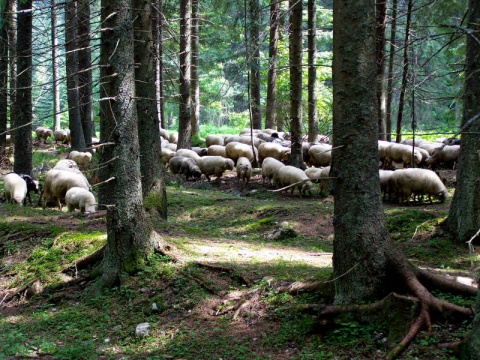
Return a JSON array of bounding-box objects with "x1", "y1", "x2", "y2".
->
[
  {"x1": 153, "y1": 0, "x2": 165, "y2": 129},
  {"x1": 177, "y1": 0, "x2": 192, "y2": 150},
  {"x1": 8, "y1": 0, "x2": 16, "y2": 144},
  {"x1": 65, "y1": 0, "x2": 86, "y2": 151},
  {"x1": 190, "y1": 0, "x2": 200, "y2": 137},
  {"x1": 447, "y1": 1, "x2": 480, "y2": 246},
  {"x1": 307, "y1": 0, "x2": 318, "y2": 142},
  {"x1": 249, "y1": 0, "x2": 261, "y2": 130},
  {"x1": 376, "y1": 0, "x2": 387, "y2": 140},
  {"x1": 265, "y1": 0, "x2": 280, "y2": 130},
  {"x1": 385, "y1": 0, "x2": 397, "y2": 143},
  {"x1": 395, "y1": 0, "x2": 413, "y2": 143},
  {"x1": 51, "y1": 0, "x2": 61, "y2": 131},
  {"x1": 97, "y1": 0, "x2": 158, "y2": 290},
  {"x1": 0, "y1": 0, "x2": 10, "y2": 150},
  {"x1": 78, "y1": 0, "x2": 93, "y2": 146},
  {"x1": 14, "y1": 0, "x2": 33, "y2": 176},
  {"x1": 134, "y1": 0, "x2": 168, "y2": 219},
  {"x1": 288, "y1": 0, "x2": 304, "y2": 168}
]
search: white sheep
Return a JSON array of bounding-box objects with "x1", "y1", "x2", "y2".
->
[
  {"x1": 53, "y1": 129, "x2": 70, "y2": 145},
  {"x1": 426, "y1": 145, "x2": 460, "y2": 169},
  {"x1": 225, "y1": 141, "x2": 258, "y2": 164},
  {"x1": 236, "y1": 135, "x2": 265, "y2": 148},
  {"x1": 277, "y1": 166, "x2": 313, "y2": 197},
  {"x1": 389, "y1": 168, "x2": 449, "y2": 204},
  {"x1": 196, "y1": 156, "x2": 235, "y2": 182},
  {"x1": 42, "y1": 169, "x2": 91, "y2": 211},
  {"x1": 159, "y1": 128, "x2": 169, "y2": 140},
  {"x1": 205, "y1": 134, "x2": 225, "y2": 147},
  {"x1": 169, "y1": 132, "x2": 178, "y2": 144},
  {"x1": 304, "y1": 166, "x2": 331, "y2": 195},
  {"x1": 161, "y1": 148, "x2": 176, "y2": 168},
  {"x1": 307, "y1": 144, "x2": 332, "y2": 167},
  {"x1": 261, "y1": 157, "x2": 285, "y2": 186},
  {"x1": 65, "y1": 187, "x2": 96, "y2": 213},
  {"x1": 175, "y1": 149, "x2": 201, "y2": 164},
  {"x1": 236, "y1": 157, "x2": 252, "y2": 184},
  {"x1": 54, "y1": 159, "x2": 81, "y2": 172},
  {"x1": 3, "y1": 173, "x2": 27, "y2": 205},
  {"x1": 169, "y1": 156, "x2": 202, "y2": 180},
  {"x1": 379, "y1": 169, "x2": 394, "y2": 200},
  {"x1": 258, "y1": 142, "x2": 291, "y2": 165},
  {"x1": 385, "y1": 143, "x2": 422, "y2": 168},
  {"x1": 166, "y1": 143, "x2": 177, "y2": 152},
  {"x1": 416, "y1": 141, "x2": 443, "y2": 155},
  {"x1": 35, "y1": 126, "x2": 53, "y2": 144},
  {"x1": 68, "y1": 150, "x2": 92, "y2": 170},
  {"x1": 207, "y1": 145, "x2": 227, "y2": 158}
]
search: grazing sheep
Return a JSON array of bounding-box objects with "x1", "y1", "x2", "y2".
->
[
  {"x1": 192, "y1": 147, "x2": 208, "y2": 157},
  {"x1": 54, "y1": 159, "x2": 80, "y2": 171},
  {"x1": 68, "y1": 150, "x2": 92, "y2": 170},
  {"x1": 165, "y1": 143, "x2": 177, "y2": 152},
  {"x1": 236, "y1": 135, "x2": 265, "y2": 148},
  {"x1": 205, "y1": 134, "x2": 225, "y2": 147},
  {"x1": 18, "y1": 174, "x2": 40, "y2": 205},
  {"x1": 389, "y1": 168, "x2": 449, "y2": 204},
  {"x1": 224, "y1": 135, "x2": 242, "y2": 145},
  {"x1": 385, "y1": 143, "x2": 422, "y2": 168},
  {"x1": 304, "y1": 167, "x2": 324, "y2": 194},
  {"x1": 196, "y1": 156, "x2": 235, "y2": 182},
  {"x1": 169, "y1": 156, "x2": 202, "y2": 180},
  {"x1": 236, "y1": 157, "x2": 252, "y2": 184},
  {"x1": 308, "y1": 144, "x2": 332, "y2": 167},
  {"x1": 379, "y1": 169, "x2": 395, "y2": 200},
  {"x1": 175, "y1": 149, "x2": 201, "y2": 163},
  {"x1": 159, "y1": 128, "x2": 169, "y2": 140},
  {"x1": 35, "y1": 126, "x2": 53, "y2": 144},
  {"x1": 401, "y1": 138, "x2": 427, "y2": 147},
  {"x1": 169, "y1": 132, "x2": 178, "y2": 144},
  {"x1": 42, "y1": 169, "x2": 91, "y2": 210},
  {"x1": 65, "y1": 187, "x2": 96, "y2": 213},
  {"x1": 225, "y1": 141, "x2": 258, "y2": 164},
  {"x1": 207, "y1": 145, "x2": 227, "y2": 158},
  {"x1": 239, "y1": 128, "x2": 262, "y2": 136},
  {"x1": 3, "y1": 173, "x2": 27, "y2": 205},
  {"x1": 442, "y1": 137, "x2": 461, "y2": 146},
  {"x1": 426, "y1": 145, "x2": 460, "y2": 169},
  {"x1": 258, "y1": 142, "x2": 291, "y2": 165},
  {"x1": 261, "y1": 157, "x2": 285, "y2": 186},
  {"x1": 161, "y1": 148, "x2": 176, "y2": 168},
  {"x1": 277, "y1": 166, "x2": 313, "y2": 197},
  {"x1": 416, "y1": 141, "x2": 443, "y2": 155},
  {"x1": 53, "y1": 129, "x2": 70, "y2": 145}
]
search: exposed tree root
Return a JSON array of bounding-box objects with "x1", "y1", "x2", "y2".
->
[
  {"x1": 193, "y1": 261, "x2": 253, "y2": 286},
  {"x1": 415, "y1": 267, "x2": 478, "y2": 295},
  {"x1": 62, "y1": 246, "x2": 105, "y2": 274},
  {"x1": 232, "y1": 288, "x2": 261, "y2": 320}
]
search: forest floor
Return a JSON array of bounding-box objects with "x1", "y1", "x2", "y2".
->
[{"x1": 0, "y1": 158, "x2": 478, "y2": 359}]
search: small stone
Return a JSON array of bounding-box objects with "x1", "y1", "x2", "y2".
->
[
  {"x1": 135, "y1": 322, "x2": 150, "y2": 337},
  {"x1": 151, "y1": 303, "x2": 158, "y2": 312}
]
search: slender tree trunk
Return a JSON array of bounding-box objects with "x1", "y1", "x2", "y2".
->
[
  {"x1": 307, "y1": 0, "x2": 318, "y2": 142},
  {"x1": 376, "y1": 0, "x2": 387, "y2": 140},
  {"x1": 447, "y1": 2, "x2": 480, "y2": 246},
  {"x1": 385, "y1": 0, "x2": 397, "y2": 143},
  {"x1": 249, "y1": 0, "x2": 261, "y2": 129},
  {"x1": 395, "y1": 0, "x2": 413, "y2": 143},
  {"x1": 8, "y1": 0, "x2": 16, "y2": 143},
  {"x1": 97, "y1": 0, "x2": 158, "y2": 291},
  {"x1": 14, "y1": 0, "x2": 33, "y2": 176},
  {"x1": 177, "y1": 0, "x2": 192, "y2": 149},
  {"x1": 288, "y1": 0, "x2": 303, "y2": 168},
  {"x1": 0, "y1": 0, "x2": 10, "y2": 150},
  {"x1": 154, "y1": 0, "x2": 165, "y2": 129},
  {"x1": 190, "y1": 0, "x2": 200, "y2": 137},
  {"x1": 78, "y1": 0, "x2": 93, "y2": 146},
  {"x1": 134, "y1": 0, "x2": 168, "y2": 219},
  {"x1": 265, "y1": 0, "x2": 280, "y2": 130},
  {"x1": 65, "y1": 0, "x2": 86, "y2": 150},
  {"x1": 51, "y1": 0, "x2": 61, "y2": 131}
]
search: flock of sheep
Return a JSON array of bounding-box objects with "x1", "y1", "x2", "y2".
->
[
  {"x1": 1, "y1": 125, "x2": 460, "y2": 212},
  {"x1": 160, "y1": 128, "x2": 458, "y2": 203}
]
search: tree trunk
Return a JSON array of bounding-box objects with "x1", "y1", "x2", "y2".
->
[
  {"x1": 395, "y1": 0, "x2": 413, "y2": 143},
  {"x1": 376, "y1": 0, "x2": 387, "y2": 140},
  {"x1": 288, "y1": 0, "x2": 303, "y2": 168},
  {"x1": 332, "y1": 0, "x2": 392, "y2": 303},
  {"x1": 8, "y1": 0, "x2": 16, "y2": 145},
  {"x1": 65, "y1": 0, "x2": 86, "y2": 151},
  {"x1": 153, "y1": 0, "x2": 165, "y2": 129},
  {"x1": 0, "y1": 0, "x2": 10, "y2": 150},
  {"x1": 14, "y1": 0, "x2": 33, "y2": 176},
  {"x1": 134, "y1": 0, "x2": 168, "y2": 220},
  {"x1": 385, "y1": 0, "x2": 397, "y2": 143},
  {"x1": 265, "y1": 0, "x2": 280, "y2": 130},
  {"x1": 447, "y1": 1, "x2": 480, "y2": 245},
  {"x1": 78, "y1": 0, "x2": 93, "y2": 146},
  {"x1": 177, "y1": 0, "x2": 192, "y2": 150},
  {"x1": 307, "y1": 0, "x2": 318, "y2": 142},
  {"x1": 190, "y1": 0, "x2": 200, "y2": 137},
  {"x1": 249, "y1": 0, "x2": 261, "y2": 130},
  {"x1": 97, "y1": 0, "x2": 158, "y2": 290},
  {"x1": 51, "y1": 0, "x2": 61, "y2": 132}
]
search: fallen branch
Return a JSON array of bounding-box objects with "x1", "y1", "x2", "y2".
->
[{"x1": 193, "y1": 261, "x2": 253, "y2": 286}]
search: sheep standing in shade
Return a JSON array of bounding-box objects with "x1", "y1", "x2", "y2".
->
[
  {"x1": 276, "y1": 166, "x2": 313, "y2": 197},
  {"x1": 225, "y1": 141, "x2": 258, "y2": 164},
  {"x1": 236, "y1": 157, "x2": 252, "y2": 184},
  {"x1": 68, "y1": 151, "x2": 92, "y2": 170},
  {"x1": 258, "y1": 142, "x2": 291, "y2": 165},
  {"x1": 196, "y1": 156, "x2": 235, "y2": 182},
  {"x1": 169, "y1": 156, "x2": 202, "y2": 180},
  {"x1": 35, "y1": 127, "x2": 53, "y2": 144},
  {"x1": 65, "y1": 187, "x2": 96, "y2": 213},
  {"x1": 3, "y1": 173, "x2": 27, "y2": 205},
  {"x1": 53, "y1": 129, "x2": 70, "y2": 145},
  {"x1": 18, "y1": 174, "x2": 41, "y2": 205},
  {"x1": 261, "y1": 157, "x2": 285, "y2": 186},
  {"x1": 42, "y1": 169, "x2": 91, "y2": 211}
]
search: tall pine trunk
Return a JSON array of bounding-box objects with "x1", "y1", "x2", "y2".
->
[
  {"x1": 177, "y1": 0, "x2": 192, "y2": 149},
  {"x1": 288, "y1": 0, "x2": 303, "y2": 168},
  {"x1": 190, "y1": 0, "x2": 200, "y2": 137},
  {"x1": 307, "y1": 0, "x2": 318, "y2": 142},
  {"x1": 0, "y1": 0, "x2": 10, "y2": 150},
  {"x1": 376, "y1": 0, "x2": 387, "y2": 140},
  {"x1": 249, "y1": 0, "x2": 261, "y2": 129},
  {"x1": 51, "y1": 0, "x2": 61, "y2": 131},
  {"x1": 14, "y1": 0, "x2": 33, "y2": 176},
  {"x1": 265, "y1": 0, "x2": 280, "y2": 130},
  {"x1": 385, "y1": 0, "x2": 398, "y2": 143}
]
